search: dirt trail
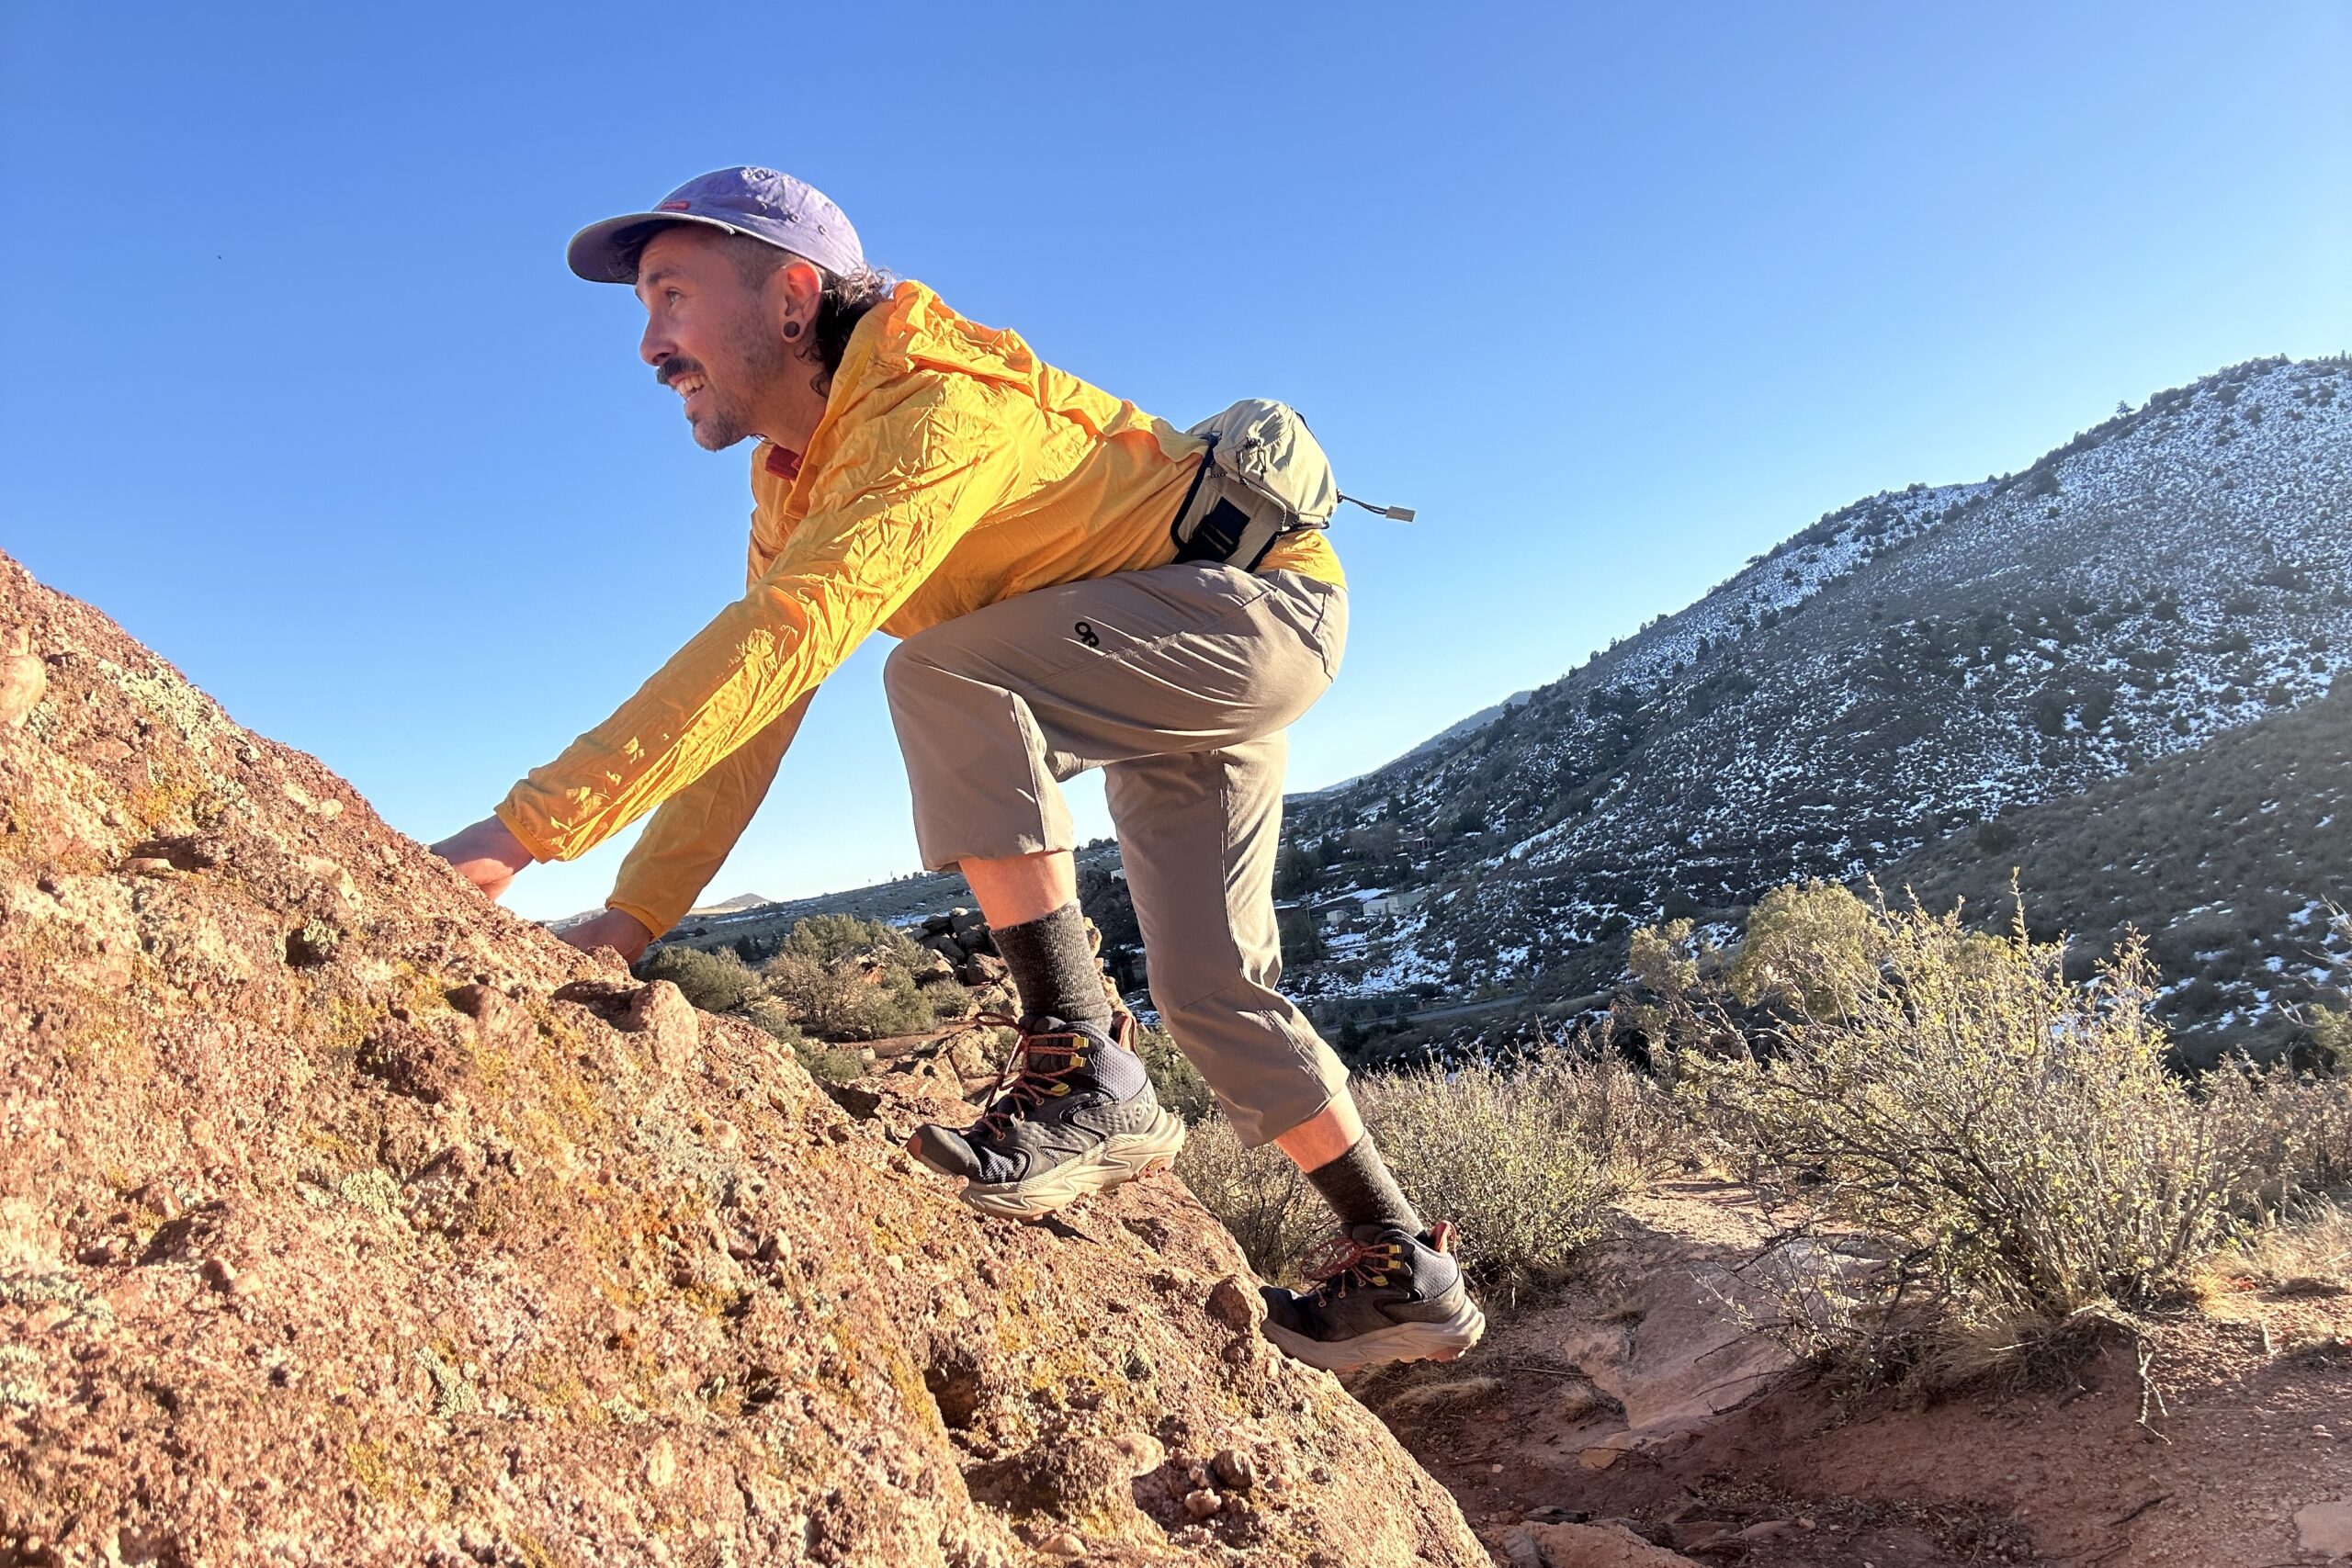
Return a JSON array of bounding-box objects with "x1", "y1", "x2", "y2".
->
[{"x1": 1363, "y1": 1181, "x2": 2352, "y2": 1568}]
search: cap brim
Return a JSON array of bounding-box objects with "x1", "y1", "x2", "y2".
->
[{"x1": 565, "y1": 210, "x2": 760, "y2": 283}]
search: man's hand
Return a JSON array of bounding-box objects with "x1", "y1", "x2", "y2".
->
[
  {"x1": 430, "y1": 815, "x2": 534, "y2": 901},
  {"x1": 560, "y1": 908, "x2": 656, "y2": 964}
]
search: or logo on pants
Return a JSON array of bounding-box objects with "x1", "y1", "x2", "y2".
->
[{"x1": 1073, "y1": 621, "x2": 1101, "y2": 649}]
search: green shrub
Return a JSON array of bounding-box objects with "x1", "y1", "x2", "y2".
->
[
  {"x1": 634, "y1": 944, "x2": 760, "y2": 1013},
  {"x1": 920, "y1": 972, "x2": 974, "y2": 1021},
  {"x1": 759, "y1": 951, "x2": 864, "y2": 1038},
  {"x1": 2310, "y1": 1002, "x2": 2352, "y2": 1070},
  {"x1": 1973, "y1": 819, "x2": 2020, "y2": 854},
  {"x1": 1278, "y1": 908, "x2": 1328, "y2": 963},
  {"x1": 760, "y1": 912, "x2": 944, "y2": 1041},
  {"x1": 1723, "y1": 880, "x2": 1887, "y2": 1021},
  {"x1": 779, "y1": 911, "x2": 926, "y2": 967},
  {"x1": 861, "y1": 970, "x2": 943, "y2": 1036},
  {"x1": 739, "y1": 995, "x2": 805, "y2": 1044},
  {"x1": 792, "y1": 1039, "x2": 867, "y2": 1085},
  {"x1": 764, "y1": 950, "x2": 936, "y2": 1041},
  {"x1": 647, "y1": 950, "x2": 869, "y2": 1084},
  {"x1": 1272, "y1": 842, "x2": 1320, "y2": 900},
  {"x1": 1674, "y1": 894, "x2": 2310, "y2": 1379}
]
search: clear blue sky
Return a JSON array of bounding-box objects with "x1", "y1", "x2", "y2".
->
[{"x1": 6, "y1": 4, "x2": 2347, "y2": 920}]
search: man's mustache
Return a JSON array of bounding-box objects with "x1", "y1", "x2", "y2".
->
[{"x1": 655, "y1": 356, "x2": 707, "y2": 389}]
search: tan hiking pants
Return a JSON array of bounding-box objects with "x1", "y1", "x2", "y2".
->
[{"x1": 883, "y1": 562, "x2": 1350, "y2": 1146}]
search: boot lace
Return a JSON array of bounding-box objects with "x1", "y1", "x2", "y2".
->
[
  {"x1": 970, "y1": 1013, "x2": 1094, "y2": 1141},
  {"x1": 1298, "y1": 1232, "x2": 1408, "y2": 1301}
]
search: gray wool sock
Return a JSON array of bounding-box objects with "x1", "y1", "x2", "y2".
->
[
  {"x1": 990, "y1": 901, "x2": 1113, "y2": 1027},
  {"x1": 1304, "y1": 1133, "x2": 1423, "y2": 1234}
]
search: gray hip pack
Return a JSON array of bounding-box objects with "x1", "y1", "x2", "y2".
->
[{"x1": 1168, "y1": 399, "x2": 1414, "y2": 570}]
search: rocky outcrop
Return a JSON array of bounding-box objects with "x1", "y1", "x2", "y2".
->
[
  {"x1": 0, "y1": 551, "x2": 1482, "y2": 1567},
  {"x1": 910, "y1": 908, "x2": 1012, "y2": 991}
]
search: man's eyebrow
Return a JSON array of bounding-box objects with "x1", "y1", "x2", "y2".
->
[{"x1": 635, "y1": 264, "x2": 682, "y2": 297}]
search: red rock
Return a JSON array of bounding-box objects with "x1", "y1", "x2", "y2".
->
[
  {"x1": 1521, "y1": 1520, "x2": 1704, "y2": 1567},
  {"x1": 1206, "y1": 1275, "x2": 1258, "y2": 1330},
  {"x1": 0, "y1": 547, "x2": 1482, "y2": 1566}
]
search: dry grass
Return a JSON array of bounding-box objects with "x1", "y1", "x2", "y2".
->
[
  {"x1": 1374, "y1": 1375, "x2": 1506, "y2": 1415},
  {"x1": 2197, "y1": 1200, "x2": 2352, "y2": 1300},
  {"x1": 1176, "y1": 1045, "x2": 1667, "y2": 1291},
  {"x1": 635, "y1": 944, "x2": 761, "y2": 1013},
  {"x1": 1171, "y1": 1118, "x2": 1329, "y2": 1285}
]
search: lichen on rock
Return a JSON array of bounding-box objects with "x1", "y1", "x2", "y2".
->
[{"x1": 0, "y1": 550, "x2": 1482, "y2": 1567}]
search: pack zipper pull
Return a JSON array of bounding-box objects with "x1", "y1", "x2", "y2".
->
[{"x1": 1339, "y1": 492, "x2": 1417, "y2": 523}]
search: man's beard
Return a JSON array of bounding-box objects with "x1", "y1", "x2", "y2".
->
[{"x1": 662, "y1": 323, "x2": 795, "y2": 452}]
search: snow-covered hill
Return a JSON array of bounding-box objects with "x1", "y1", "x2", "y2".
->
[{"x1": 1278, "y1": 356, "x2": 2352, "y2": 1018}]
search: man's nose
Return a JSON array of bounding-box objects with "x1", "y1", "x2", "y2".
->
[{"x1": 639, "y1": 318, "x2": 673, "y2": 367}]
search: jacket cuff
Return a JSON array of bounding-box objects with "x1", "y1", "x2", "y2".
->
[
  {"x1": 606, "y1": 898, "x2": 668, "y2": 942},
  {"x1": 491, "y1": 799, "x2": 557, "y2": 865}
]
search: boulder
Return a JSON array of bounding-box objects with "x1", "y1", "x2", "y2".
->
[
  {"x1": 2298, "y1": 1500, "x2": 2352, "y2": 1557},
  {"x1": 0, "y1": 551, "x2": 1482, "y2": 1567},
  {"x1": 955, "y1": 951, "x2": 1010, "y2": 987},
  {"x1": 1518, "y1": 1521, "x2": 1703, "y2": 1568}
]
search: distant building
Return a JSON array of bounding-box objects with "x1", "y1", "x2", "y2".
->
[
  {"x1": 1363, "y1": 888, "x2": 1430, "y2": 920},
  {"x1": 1317, "y1": 900, "x2": 1363, "y2": 931}
]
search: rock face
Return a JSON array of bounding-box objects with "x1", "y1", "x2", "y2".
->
[{"x1": 0, "y1": 551, "x2": 1482, "y2": 1568}]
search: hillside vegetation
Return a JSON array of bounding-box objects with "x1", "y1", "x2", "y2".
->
[
  {"x1": 1267, "y1": 355, "x2": 2352, "y2": 1040},
  {"x1": 1883, "y1": 684, "x2": 2352, "y2": 1061}
]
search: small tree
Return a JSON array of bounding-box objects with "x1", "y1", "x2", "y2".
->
[
  {"x1": 763, "y1": 913, "x2": 938, "y2": 1041},
  {"x1": 1278, "y1": 907, "x2": 1328, "y2": 963},
  {"x1": 1272, "y1": 841, "x2": 1320, "y2": 900}
]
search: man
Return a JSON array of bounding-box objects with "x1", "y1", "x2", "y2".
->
[{"x1": 431, "y1": 166, "x2": 1483, "y2": 1371}]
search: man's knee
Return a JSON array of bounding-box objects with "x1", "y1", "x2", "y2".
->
[
  {"x1": 880, "y1": 637, "x2": 927, "y2": 704},
  {"x1": 883, "y1": 637, "x2": 967, "y2": 737}
]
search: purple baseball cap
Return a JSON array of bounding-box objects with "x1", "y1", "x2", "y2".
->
[{"x1": 567, "y1": 166, "x2": 865, "y2": 284}]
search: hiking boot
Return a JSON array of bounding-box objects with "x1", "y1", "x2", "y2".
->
[
  {"x1": 908, "y1": 1014, "x2": 1184, "y2": 1221},
  {"x1": 1259, "y1": 1220, "x2": 1487, "y2": 1372}
]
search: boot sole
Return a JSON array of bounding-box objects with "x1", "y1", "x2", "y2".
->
[
  {"x1": 1261, "y1": 1295, "x2": 1488, "y2": 1374},
  {"x1": 956, "y1": 1107, "x2": 1188, "y2": 1221}
]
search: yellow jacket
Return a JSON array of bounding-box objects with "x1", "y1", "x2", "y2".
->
[{"x1": 496, "y1": 281, "x2": 1343, "y2": 936}]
